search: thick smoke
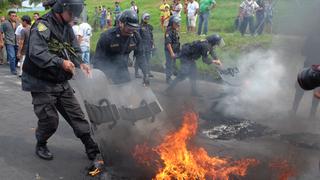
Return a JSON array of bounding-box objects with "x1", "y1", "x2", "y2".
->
[
  {"x1": 219, "y1": 50, "x2": 287, "y2": 120},
  {"x1": 217, "y1": 0, "x2": 320, "y2": 122}
]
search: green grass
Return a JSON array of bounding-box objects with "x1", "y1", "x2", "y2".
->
[
  {"x1": 4, "y1": 0, "x2": 272, "y2": 75},
  {"x1": 84, "y1": 0, "x2": 272, "y2": 73}
]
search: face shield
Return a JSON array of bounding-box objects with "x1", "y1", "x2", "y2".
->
[
  {"x1": 219, "y1": 38, "x2": 226, "y2": 47},
  {"x1": 143, "y1": 16, "x2": 150, "y2": 22}
]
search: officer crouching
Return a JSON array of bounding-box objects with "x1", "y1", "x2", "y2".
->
[
  {"x1": 94, "y1": 9, "x2": 149, "y2": 85},
  {"x1": 22, "y1": 0, "x2": 99, "y2": 160},
  {"x1": 165, "y1": 34, "x2": 224, "y2": 96}
]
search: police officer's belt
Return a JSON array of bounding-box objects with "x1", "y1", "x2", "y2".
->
[{"x1": 84, "y1": 98, "x2": 162, "y2": 129}]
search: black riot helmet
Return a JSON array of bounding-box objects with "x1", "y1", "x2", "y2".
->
[
  {"x1": 119, "y1": 9, "x2": 139, "y2": 29},
  {"x1": 47, "y1": 0, "x2": 84, "y2": 18},
  {"x1": 206, "y1": 34, "x2": 225, "y2": 47},
  {"x1": 168, "y1": 16, "x2": 181, "y2": 27}
]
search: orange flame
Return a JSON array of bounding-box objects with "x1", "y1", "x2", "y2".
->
[
  {"x1": 269, "y1": 160, "x2": 297, "y2": 180},
  {"x1": 134, "y1": 111, "x2": 258, "y2": 179}
]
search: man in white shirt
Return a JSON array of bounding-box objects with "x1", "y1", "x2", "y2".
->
[
  {"x1": 239, "y1": 0, "x2": 260, "y2": 36},
  {"x1": 187, "y1": 0, "x2": 199, "y2": 33},
  {"x1": 15, "y1": 23, "x2": 23, "y2": 67},
  {"x1": 130, "y1": 1, "x2": 139, "y2": 17},
  {"x1": 71, "y1": 18, "x2": 80, "y2": 38},
  {"x1": 172, "y1": 0, "x2": 183, "y2": 18},
  {"x1": 78, "y1": 19, "x2": 92, "y2": 64}
]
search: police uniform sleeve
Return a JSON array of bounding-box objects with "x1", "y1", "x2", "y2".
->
[
  {"x1": 28, "y1": 21, "x2": 64, "y2": 68},
  {"x1": 201, "y1": 42, "x2": 213, "y2": 65},
  {"x1": 150, "y1": 25, "x2": 154, "y2": 45},
  {"x1": 93, "y1": 32, "x2": 110, "y2": 67},
  {"x1": 210, "y1": 47, "x2": 219, "y2": 61},
  {"x1": 164, "y1": 31, "x2": 173, "y2": 46}
]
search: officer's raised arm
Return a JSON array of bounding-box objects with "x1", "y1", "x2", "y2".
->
[{"x1": 206, "y1": 34, "x2": 223, "y2": 66}]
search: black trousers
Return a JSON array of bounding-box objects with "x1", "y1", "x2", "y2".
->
[
  {"x1": 167, "y1": 59, "x2": 197, "y2": 93},
  {"x1": 31, "y1": 88, "x2": 91, "y2": 145}
]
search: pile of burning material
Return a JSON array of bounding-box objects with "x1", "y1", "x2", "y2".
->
[
  {"x1": 199, "y1": 103, "x2": 275, "y2": 140},
  {"x1": 200, "y1": 118, "x2": 275, "y2": 140},
  {"x1": 133, "y1": 111, "x2": 259, "y2": 179}
]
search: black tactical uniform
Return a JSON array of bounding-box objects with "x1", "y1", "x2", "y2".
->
[
  {"x1": 94, "y1": 10, "x2": 148, "y2": 85},
  {"x1": 22, "y1": 0, "x2": 99, "y2": 161},
  {"x1": 164, "y1": 26, "x2": 180, "y2": 83},
  {"x1": 135, "y1": 13, "x2": 154, "y2": 77},
  {"x1": 166, "y1": 34, "x2": 222, "y2": 96}
]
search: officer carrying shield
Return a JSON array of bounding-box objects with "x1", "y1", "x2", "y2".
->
[
  {"x1": 94, "y1": 9, "x2": 149, "y2": 85},
  {"x1": 165, "y1": 34, "x2": 224, "y2": 96},
  {"x1": 22, "y1": 0, "x2": 99, "y2": 160},
  {"x1": 165, "y1": 16, "x2": 181, "y2": 84}
]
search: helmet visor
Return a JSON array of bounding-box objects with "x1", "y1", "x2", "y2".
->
[
  {"x1": 64, "y1": 3, "x2": 84, "y2": 18},
  {"x1": 126, "y1": 22, "x2": 140, "y2": 30},
  {"x1": 219, "y1": 38, "x2": 225, "y2": 47}
]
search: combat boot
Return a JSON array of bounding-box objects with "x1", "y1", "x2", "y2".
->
[
  {"x1": 35, "y1": 143, "x2": 53, "y2": 160},
  {"x1": 80, "y1": 135, "x2": 100, "y2": 160}
]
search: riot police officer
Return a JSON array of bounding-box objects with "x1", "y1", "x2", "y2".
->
[
  {"x1": 135, "y1": 13, "x2": 154, "y2": 78},
  {"x1": 94, "y1": 9, "x2": 149, "y2": 85},
  {"x1": 165, "y1": 34, "x2": 224, "y2": 96},
  {"x1": 165, "y1": 16, "x2": 181, "y2": 84},
  {"x1": 22, "y1": 0, "x2": 99, "y2": 160}
]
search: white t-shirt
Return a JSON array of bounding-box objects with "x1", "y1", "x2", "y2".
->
[
  {"x1": 240, "y1": 0, "x2": 259, "y2": 17},
  {"x1": 15, "y1": 24, "x2": 23, "y2": 37},
  {"x1": 130, "y1": 5, "x2": 138, "y2": 13},
  {"x1": 187, "y1": 1, "x2": 199, "y2": 17},
  {"x1": 172, "y1": 3, "x2": 183, "y2": 17},
  {"x1": 78, "y1": 22, "x2": 92, "y2": 47},
  {"x1": 72, "y1": 25, "x2": 80, "y2": 37}
]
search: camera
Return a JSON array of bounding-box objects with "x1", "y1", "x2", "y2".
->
[{"x1": 297, "y1": 65, "x2": 320, "y2": 90}]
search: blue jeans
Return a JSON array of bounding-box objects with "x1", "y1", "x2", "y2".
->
[
  {"x1": 240, "y1": 16, "x2": 255, "y2": 36},
  {"x1": 81, "y1": 46, "x2": 90, "y2": 64},
  {"x1": 197, "y1": 12, "x2": 210, "y2": 35},
  {"x1": 5, "y1": 44, "x2": 18, "y2": 74}
]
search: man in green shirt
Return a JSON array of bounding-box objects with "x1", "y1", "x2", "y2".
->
[{"x1": 197, "y1": 0, "x2": 216, "y2": 36}]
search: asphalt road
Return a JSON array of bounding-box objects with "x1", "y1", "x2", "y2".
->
[{"x1": 2, "y1": 63, "x2": 320, "y2": 180}]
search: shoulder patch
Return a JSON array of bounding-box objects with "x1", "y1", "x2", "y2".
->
[
  {"x1": 200, "y1": 39, "x2": 207, "y2": 42},
  {"x1": 165, "y1": 34, "x2": 169, "y2": 38},
  {"x1": 37, "y1": 22, "x2": 48, "y2": 32}
]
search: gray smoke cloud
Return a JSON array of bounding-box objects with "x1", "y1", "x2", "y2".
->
[
  {"x1": 217, "y1": 0, "x2": 320, "y2": 122},
  {"x1": 219, "y1": 49, "x2": 287, "y2": 120}
]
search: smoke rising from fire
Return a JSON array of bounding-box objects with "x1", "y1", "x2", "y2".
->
[
  {"x1": 217, "y1": 0, "x2": 320, "y2": 122},
  {"x1": 219, "y1": 50, "x2": 287, "y2": 120}
]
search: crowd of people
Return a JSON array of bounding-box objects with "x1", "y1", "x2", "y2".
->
[
  {"x1": 160, "y1": 0, "x2": 216, "y2": 35},
  {"x1": 0, "y1": 12, "x2": 39, "y2": 76},
  {"x1": 237, "y1": 0, "x2": 273, "y2": 36},
  {"x1": 92, "y1": 1, "x2": 139, "y2": 31}
]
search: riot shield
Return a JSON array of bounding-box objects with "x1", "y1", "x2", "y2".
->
[{"x1": 73, "y1": 69, "x2": 162, "y2": 177}]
